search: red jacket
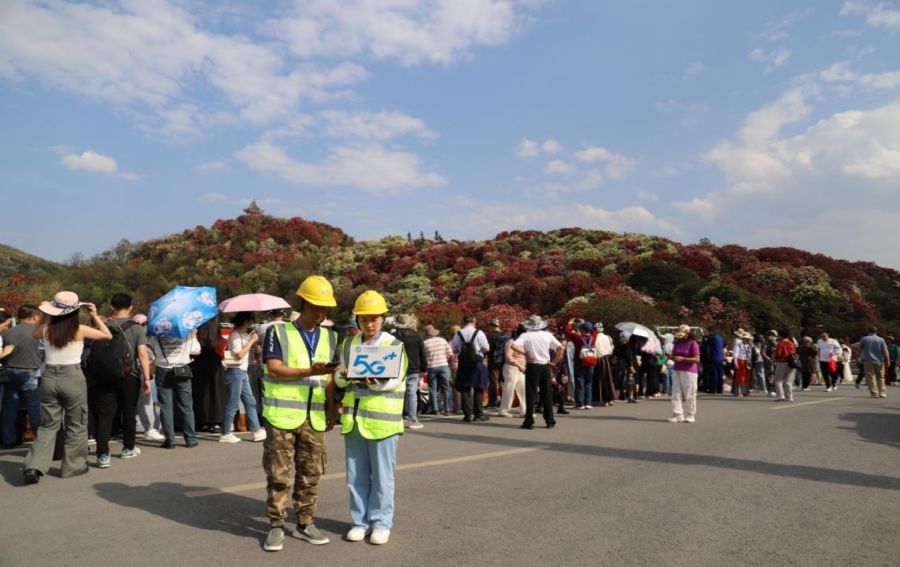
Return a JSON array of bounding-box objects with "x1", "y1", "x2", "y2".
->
[
  {"x1": 774, "y1": 339, "x2": 796, "y2": 363},
  {"x1": 565, "y1": 323, "x2": 598, "y2": 352}
]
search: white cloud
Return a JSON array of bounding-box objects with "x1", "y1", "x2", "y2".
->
[
  {"x1": 515, "y1": 138, "x2": 540, "y2": 158},
  {"x1": 543, "y1": 170, "x2": 604, "y2": 192},
  {"x1": 671, "y1": 196, "x2": 715, "y2": 217},
  {"x1": 749, "y1": 47, "x2": 792, "y2": 72},
  {"x1": 0, "y1": 0, "x2": 370, "y2": 139},
  {"x1": 637, "y1": 190, "x2": 659, "y2": 203},
  {"x1": 759, "y1": 9, "x2": 813, "y2": 42},
  {"x1": 683, "y1": 61, "x2": 705, "y2": 79},
  {"x1": 59, "y1": 150, "x2": 139, "y2": 180},
  {"x1": 194, "y1": 160, "x2": 229, "y2": 173},
  {"x1": 653, "y1": 99, "x2": 709, "y2": 127},
  {"x1": 318, "y1": 110, "x2": 438, "y2": 141},
  {"x1": 236, "y1": 140, "x2": 446, "y2": 195},
  {"x1": 200, "y1": 192, "x2": 229, "y2": 203},
  {"x1": 841, "y1": 1, "x2": 900, "y2": 32},
  {"x1": 574, "y1": 145, "x2": 638, "y2": 179},
  {"x1": 653, "y1": 167, "x2": 680, "y2": 178},
  {"x1": 542, "y1": 139, "x2": 564, "y2": 153},
  {"x1": 544, "y1": 159, "x2": 574, "y2": 175},
  {"x1": 820, "y1": 61, "x2": 900, "y2": 91},
  {"x1": 267, "y1": 0, "x2": 536, "y2": 66}
]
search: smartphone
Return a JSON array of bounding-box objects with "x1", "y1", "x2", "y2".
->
[{"x1": 319, "y1": 362, "x2": 340, "y2": 372}]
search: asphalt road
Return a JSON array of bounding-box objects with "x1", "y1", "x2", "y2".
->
[{"x1": 2, "y1": 384, "x2": 898, "y2": 567}]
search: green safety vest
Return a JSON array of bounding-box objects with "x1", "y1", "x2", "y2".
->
[
  {"x1": 339, "y1": 334, "x2": 408, "y2": 440},
  {"x1": 262, "y1": 323, "x2": 336, "y2": 432}
]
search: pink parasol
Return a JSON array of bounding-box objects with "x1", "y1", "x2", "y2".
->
[{"x1": 218, "y1": 294, "x2": 291, "y2": 313}]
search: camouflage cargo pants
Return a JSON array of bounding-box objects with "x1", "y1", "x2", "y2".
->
[{"x1": 263, "y1": 419, "x2": 326, "y2": 527}]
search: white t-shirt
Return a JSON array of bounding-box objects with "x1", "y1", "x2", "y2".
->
[
  {"x1": 734, "y1": 341, "x2": 751, "y2": 362},
  {"x1": 152, "y1": 336, "x2": 201, "y2": 368},
  {"x1": 514, "y1": 330, "x2": 561, "y2": 365},
  {"x1": 451, "y1": 325, "x2": 489, "y2": 357},
  {"x1": 817, "y1": 338, "x2": 841, "y2": 362},
  {"x1": 228, "y1": 330, "x2": 251, "y2": 371},
  {"x1": 596, "y1": 333, "x2": 614, "y2": 357}
]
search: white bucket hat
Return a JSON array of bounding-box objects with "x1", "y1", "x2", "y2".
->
[{"x1": 522, "y1": 315, "x2": 548, "y2": 331}]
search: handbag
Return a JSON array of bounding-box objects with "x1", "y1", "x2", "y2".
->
[
  {"x1": 158, "y1": 339, "x2": 194, "y2": 380},
  {"x1": 787, "y1": 353, "x2": 802, "y2": 370}
]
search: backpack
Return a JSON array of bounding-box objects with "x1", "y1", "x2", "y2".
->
[
  {"x1": 579, "y1": 335, "x2": 598, "y2": 367},
  {"x1": 216, "y1": 327, "x2": 232, "y2": 358},
  {"x1": 492, "y1": 335, "x2": 510, "y2": 367},
  {"x1": 457, "y1": 330, "x2": 482, "y2": 365},
  {"x1": 87, "y1": 320, "x2": 137, "y2": 381}
]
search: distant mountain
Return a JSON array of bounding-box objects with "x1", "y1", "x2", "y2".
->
[
  {"x1": 14, "y1": 213, "x2": 899, "y2": 339},
  {"x1": 0, "y1": 243, "x2": 62, "y2": 278}
]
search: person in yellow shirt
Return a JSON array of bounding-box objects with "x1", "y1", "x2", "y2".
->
[{"x1": 335, "y1": 291, "x2": 408, "y2": 546}]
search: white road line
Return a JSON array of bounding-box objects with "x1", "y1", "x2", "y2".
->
[{"x1": 771, "y1": 397, "x2": 846, "y2": 411}]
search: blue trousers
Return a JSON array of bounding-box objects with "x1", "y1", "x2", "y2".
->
[
  {"x1": 707, "y1": 361, "x2": 724, "y2": 393},
  {"x1": 574, "y1": 362, "x2": 594, "y2": 406},
  {"x1": 156, "y1": 367, "x2": 197, "y2": 445},
  {"x1": 2, "y1": 368, "x2": 41, "y2": 445},
  {"x1": 403, "y1": 373, "x2": 419, "y2": 423},
  {"x1": 223, "y1": 368, "x2": 261, "y2": 434},
  {"x1": 428, "y1": 366, "x2": 452, "y2": 412},
  {"x1": 344, "y1": 428, "x2": 399, "y2": 530}
]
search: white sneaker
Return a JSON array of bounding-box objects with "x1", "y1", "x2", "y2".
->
[
  {"x1": 684, "y1": 416, "x2": 696, "y2": 423},
  {"x1": 253, "y1": 429, "x2": 267, "y2": 442},
  {"x1": 346, "y1": 527, "x2": 367, "y2": 542},
  {"x1": 497, "y1": 411, "x2": 512, "y2": 417},
  {"x1": 219, "y1": 433, "x2": 241, "y2": 443},
  {"x1": 585, "y1": 405, "x2": 593, "y2": 409},
  {"x1": 825, "y1": 387, "x2": 832, "y2": 392},
  {"x1": 667, "y1": 415, "x2": 685, "y2": 423},
  {"x1": 408, "y1": 422, "x2": 424, "y2": 430},
  {"x1": 369, "y1": 528, "x2": 390, "y2": 545},
  {"x1": 143, "y1": 429, "x2": 165, "y2": 441}
]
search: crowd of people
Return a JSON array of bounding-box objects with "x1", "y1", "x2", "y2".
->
[{"x1": 0, "y1": 274, "x2": 896, "y2": 549}]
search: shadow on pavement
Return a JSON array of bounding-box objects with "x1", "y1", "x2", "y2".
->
[
  {"x1": 838, "y1": 412, "x2": 900, "y2": 451},
  {"x1": 93, "y1": 482, "x2": 352, "y2": 544},
  {"x1": 415, "y1": 430, "x2": 900, "y2": 491}
]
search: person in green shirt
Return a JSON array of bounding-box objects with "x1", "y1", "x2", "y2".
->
[{"x1": 887, "y1": 336, "x2": 899, "y2": 386}]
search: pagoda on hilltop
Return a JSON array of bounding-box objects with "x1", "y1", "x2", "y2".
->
[{"x1": 243, "y1": 199, "x2": 264, "y2": 215}]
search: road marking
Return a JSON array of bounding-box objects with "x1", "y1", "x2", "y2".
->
[
  {"x1": 771, "y1": 397, "x2": 846, "y2": 411},
  {"x1": 185, "y1": 445, "x2": 548, "y2": 498}
]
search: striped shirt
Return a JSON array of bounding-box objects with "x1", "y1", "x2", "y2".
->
[{"x1": 424, "y1": 336, "x2": 453, "y2": 368}]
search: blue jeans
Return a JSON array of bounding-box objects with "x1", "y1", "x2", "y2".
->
[
  {"x1": 345, "y1": 427, "x2": 399, "y2": 530},
  {"x1": 223, "y1": 368, "x2": 261, "y2": 434},
  {"x1": 428, "y1": 366, "x2": 452, "y2": 412},
  {"x1": 2, "y1": 368, "x2": 42, "y2": 445},
  {"x1": 156, "y1": 366, "x2": 197, "y2": 445},
  {"x1": 661, "y1": 366, "x2": 672, "y2": 394},
  {"x1": 753, "y1": 361, "x2": 767, "y2": 391},
  {"x1": 574, "y1": 363, "x2": 594, "y2": 406},
  {"x1": 403, "y1": 373, "x2": 419, "y2": 423}
]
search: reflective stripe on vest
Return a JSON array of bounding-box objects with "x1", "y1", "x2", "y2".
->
[
  {"x1": 340, "y1": 334, "x2": 408, "y2": 440},
  {"x1": 262, "y1": 323, "x2": 336, "y2": 432}
]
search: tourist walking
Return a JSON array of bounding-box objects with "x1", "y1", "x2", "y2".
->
[
  {"x1": 817, "y1": 331, "x2": 843, "y2": 392},
  {"x1": 773, "y1": 329, "x2": 796, "y2": 402},
  {"x1": 423, "y1": 325, "x2": 453, "y2": 416},
  {"x1": 851, "y1": 326, "x2": 889, "y2": 399},
  {"x1": 667, "y1": 325, "x2": 700, "y2": 423},
  {"x1": 23, "y1": 292, "x2": 112, "y2": 484},
  {"x1": 797, "y1": 337, "x2": 818, "y2": 390},
  {"x1": 732, "y1": 330, "x2": 753, "y2": 397},
  {"x1": 451, "y1": 315, "x2": 490, "y2": 423}
]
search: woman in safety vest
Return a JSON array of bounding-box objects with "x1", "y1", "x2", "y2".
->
[{"x1": 335, "y1": 290, "x2": 408, "y2": 546}]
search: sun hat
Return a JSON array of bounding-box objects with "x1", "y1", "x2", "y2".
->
[
  {"x1": 675, "y1": 324, "x2": 691, "y2": 338},
  {"x1": 488, "y1": 318, "x2": 501, "y2": 327},
  {"x1": 39, "y1": 291, "x2": 84, "y2": 316},
  {"x1": 394, "y1": 313, "x2": 418, "y2": 330},
  {"x1": 423, "y1": 324, "x2": 440, "y2": 337},
  {"x1": 131, "y1": 314, "x2": 148, "y2": 325},
  {"x1": 522, "y1": 315, "x2": 548, "y2": 331},
  {"x1": 595, "y1": 322, "x2": 604, "y2": 332}
]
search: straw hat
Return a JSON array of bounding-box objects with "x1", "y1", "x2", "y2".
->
[
  {"x1": 394, "y1": 313, "x2": 418, "y2": 330},
  {"x1": 522, "y1": 315, "x2": 548, "y2": 331},
  {"x1": 675, "y1": 324, "x2": 691, "y2": 338},
  {"x1": 39, "y1": 291, "x2": 83, "y2": 317}
]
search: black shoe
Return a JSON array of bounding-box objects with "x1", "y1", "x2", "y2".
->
[
  {"x1": 161, "y1": 441, "x2": 176, "y2": 450},
  {"x1": 520, "y1": 423, "x2": 534, "y2": 430},
  {"x1": 185, "y1": 441, "x2": 199, "y2": 448},
  {"x1": 557, "y1": 408, "x2": 570, "y2": 415},
  {"x1": 474, "y1": 415, "x2": 490, "y2": 422},
  {"x1": 3, "y1": 443, "x2": 20, "y2": 450},
  {"x1": 23, "y1": 469, "x2": 41, "y2": 485},
  {"x1": 210, "y1": 425, "x2": 222, "y2": 433},
  {"x1": 546, "y1": 423, "x2": 555, "y2": 429},
  {"x1": 463, "y1": 415, "x2": 472, "y2": 422}
]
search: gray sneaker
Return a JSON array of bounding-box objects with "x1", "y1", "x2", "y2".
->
[
  {"x1": 296, "y1": 523, "x2": 330, "y2": 545},
  {"x1": 120, "y1": 447, "x2": 141, "y2": 459},
  {"x1": 97, "y1": 454, "x2": 111, "y2": 468},
  {"x1": 263, "y1": 528, "x2": 284, "y2": 552}
]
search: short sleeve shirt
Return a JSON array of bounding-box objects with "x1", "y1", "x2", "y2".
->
[
  {"x1": 817, "y1": 338, "x2": 842, "y2": 362},
  {"x1": 228, "y1": 330, "x2": 251, "y2": 371},
  {"x1": 513, "y1": 330, "x2": 561, "y2": 364},
  {"x1": 1, "y1": 323, "x2": 42, "y2": 369},
  {"x1": 852, "y1": 335, "x2": 887, "y2": 363}
]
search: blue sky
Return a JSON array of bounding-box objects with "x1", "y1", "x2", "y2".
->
[{"x1": 1, "y1": 0, "x2": 899, "y2": 268}]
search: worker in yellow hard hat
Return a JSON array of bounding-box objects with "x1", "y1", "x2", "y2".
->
[
  {"x1": 259, "y1": 275, "x2": 339, "y2": 552},
  {"x1": 334, "y1": 290, "x2": 408, "y2": 546}
]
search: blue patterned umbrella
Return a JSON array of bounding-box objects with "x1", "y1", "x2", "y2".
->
[{"x1": 147, "y1": 286, "x2": 218, "y2": 338}]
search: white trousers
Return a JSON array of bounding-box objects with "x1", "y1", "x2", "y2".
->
[
  {"x1": 500, "y1": 364, "x2": 526, "y2": 416},
  {"x1": 671, "y1": 370, "x2": 698, "y2": 418}
]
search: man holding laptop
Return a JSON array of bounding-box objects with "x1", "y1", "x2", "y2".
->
[{"x1": 260, "y1": 276, "x2": 340, "y2": 551}]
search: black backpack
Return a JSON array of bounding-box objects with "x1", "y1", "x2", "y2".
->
[
  {"x1": 492, "y1": 335, "x2": 510, "y2": 367},
  {"x1": 88, "y1": 320, "x2": 137, "y2": 381},
  {"x1": 457, "y1": 330, "x2": 482, "y2": 365}
]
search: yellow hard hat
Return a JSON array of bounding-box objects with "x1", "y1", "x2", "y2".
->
[
  {"x1": 296, "y1": 276, "x2": 337, "y2": 307},
  {"x1": 353, "y1": 290, "x2": 388, "y2": 316}
]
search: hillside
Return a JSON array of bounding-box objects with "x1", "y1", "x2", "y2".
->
[
  {"x1": 5, "y1": 214, "x2": 900, "y2": 338},
  {"x1": 0, "y1": 243, "x2": 62, "y2": 278}
]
